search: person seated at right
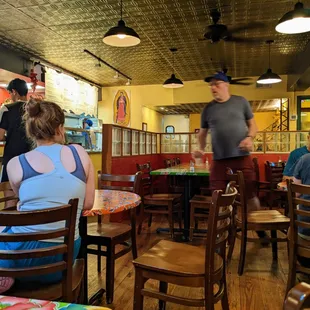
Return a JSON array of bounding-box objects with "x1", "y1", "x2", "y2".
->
[{"x1": 283, "y1": 132, "x2": 310, "y2": 180}]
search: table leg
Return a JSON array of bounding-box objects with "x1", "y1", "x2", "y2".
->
[{"x1": 79, "y1": 216, "x2": 105, "y2": 305}]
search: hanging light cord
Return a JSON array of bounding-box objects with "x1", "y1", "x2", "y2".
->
[
  {"x1": 268, "y1": 42, "x2": 271, "y2": 69},
  {"x1": 120, "y1": 0, "x2": 123, "y2": 20},
  {"x1": 172, "y1": 52, "x2": 175, "y2": 74}
]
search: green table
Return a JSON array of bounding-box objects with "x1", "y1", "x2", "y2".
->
[{"x1": 151, "y1": 164, "x2": 210, "y2": 240}]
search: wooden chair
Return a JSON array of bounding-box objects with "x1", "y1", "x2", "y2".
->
[
  {"x1": 86, "y1": 171, "x2": 142, "y2": 304},
  {"x1": 136, "y1": 162, "x2": 160, "y2": 196},
  {"x1": 252, "y1": 157, "x2": 270, "y2": 198},
  {"x1": 164, "y1": 159, "x2": 172, "y2": 168},
  {"x1": 2, "y1": 199, "x2": 84, "y2": 303},
  {"x1": 286, "y1": 180, "x2": 310, "y2": 294},
  {"x1": 136, "y1": 164, "x2": 183, "y2": 238},
  {"x1": 189, "y1": 195, "x2": 212, "y2": 241},
  {"x1": 132, "y1": 184, "x2": 237, "y2": 310},
  {"x1": 171, "y1": 158, "x2": 176, "y2": 166},
  {"x1": 176, "y1": 157, "x2": 181, "y2": 165},
  {"x1": 284, "y1": 282, "x2": 310, "y2": 310},
  {"x1": 227, "y1": 169, "x2": 290, "y2": 276},
  {"x1": 0, "y1": 182, "x2": 18, "y2": 209},
  {"x1": 265, "y1": 160, "x2": 288, "y2": 211}
]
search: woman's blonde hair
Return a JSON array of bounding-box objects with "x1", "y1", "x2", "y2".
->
[{"x1": 23, "y1": 99, "x2": 65, "y2": 142}]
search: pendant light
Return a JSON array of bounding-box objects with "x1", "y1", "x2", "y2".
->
[
  {"x1": 103, "y1": 0, "x2": 140, "y2": 47},
  {"x1": 276, "y1": 1, "x2": 310, "y2": 34},
  {"x1": 257, "y1": 40, "x2": 282, "y2": 85},
  {"x1": 163, "y1": 48, "x2": 184, "y2": 89}
]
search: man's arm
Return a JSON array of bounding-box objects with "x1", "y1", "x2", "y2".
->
[
  {"x1": 0, "y1": 128, "x2": 6, "y2": 141},
  {"x1": 246, "y1": 118, "x2": 257, "y2": 139},
  {"x1": 198, "y1": 128, "x2": 208, "y2": 151}
]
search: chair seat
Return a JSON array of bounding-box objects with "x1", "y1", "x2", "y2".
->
[
  {"x1": 9, "y1": 259, "x2": 84, "y2": 301},
  {"x1": 190, "y1": 195, "x2": 212, "y2": 204},
  {"x1": 87, "y1": 222, "x2": 131, "y2": 239},
  {"x1": 237, "y1": 210, "x2": 289, "y2": 228},
  {"x1": 133, "y1": 240, "x2": 222, "y2": 277},
  {"x1": 144, "y1": 193, "x2": 182, "y2": 202}
]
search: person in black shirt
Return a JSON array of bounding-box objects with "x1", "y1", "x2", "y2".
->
[{"x1": 0, "y1": 79, "x2": 31, "y2": 182}]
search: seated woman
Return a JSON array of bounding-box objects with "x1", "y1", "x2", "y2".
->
[{"x1": 0, "y1": 99, "x2": 95, "y2": 292}]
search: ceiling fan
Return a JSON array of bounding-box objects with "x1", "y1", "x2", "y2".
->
[
  {"x1": 198, "y1": 9, "x2": 264, "y2": 44},
  {"x1": 204, "y1": 69, "x2": 253, "y2": 86}
]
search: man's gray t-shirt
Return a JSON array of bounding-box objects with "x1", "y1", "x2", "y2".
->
[{"x1": 201, "y1": 95, "x2": 253, "y2": 160}]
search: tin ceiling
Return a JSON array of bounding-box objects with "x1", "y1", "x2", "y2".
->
[
  {"x1": 0, "y1": 0, "x2": 310, "y2": 86},
  {"x1": 155, "y1": 99, "x2": 284, "y2": 114}
]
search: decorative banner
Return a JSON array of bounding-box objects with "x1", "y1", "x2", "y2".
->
[{"x1": 113, "y1": 89, "x2": 130, "y2": 127}]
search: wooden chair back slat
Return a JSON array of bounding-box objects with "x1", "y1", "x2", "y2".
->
[
  {"x1": 136, "y1": 163, "x2": 152, "y2": 195},
  {"x1": 98, "y1": 172, "x2": 142, "y2": 195},
  {"x1": 287, "y1": 179, "x2": 310, "y2": 293},
  {"x1": 284, "y1": 282, "x2": 310, "y2": 310},
  {"x1": 0, "y1": 244, "x2": 67, "y2": 259},
  {"x1": 226, "y1": 169, "x2": 247, "y2": 221},
  {"x1": 297, "y1": 247, "x2": 310, "y2": 259},
  {"x1": 0, "y1": 199, "x2": 78, "y2": 302},
  {"x1": 265, "y1": 161, "x2": 285, "y2": 188},
  {"x1": 0, "y1": 228, "x2": 68, "y2": 242},
  {"x1": 205, "y1": 184, "x2": 237, "y2": 274},
  {"x1": 0, "y1": 261, "x2": 66, "y2": 278}
]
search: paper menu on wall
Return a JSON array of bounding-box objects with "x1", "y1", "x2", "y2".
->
[{"x1": 45, "y1": 68, "x2": 98, "y2": 117}]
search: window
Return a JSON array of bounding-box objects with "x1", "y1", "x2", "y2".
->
[{"x1": 165, "y1": 125, "x2": 175, "y2": 133}]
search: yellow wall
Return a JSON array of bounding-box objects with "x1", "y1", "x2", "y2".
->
[
  {"x1": 89, "y1": 153, "x2": 102, "y2": 189},
  {"x1": 163, "y1": 115, "x2": 189, "y2": 132},
  {"x1": 142, "y1": 106, "x2": 163, "y2": 132},
  {"x1": 188, "y1": 111, "x2": 277, "y2": 132},
  {"x1": 98, "y1": 75, "x2": 310, "y2": 132}
]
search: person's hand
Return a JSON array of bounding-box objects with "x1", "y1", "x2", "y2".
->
[
  {"x1": 192, "y1": 150, "x2": 204, "y2": 159},
  {"x1": 239, "y1": 137, "x2": 253, "y2": 152}
]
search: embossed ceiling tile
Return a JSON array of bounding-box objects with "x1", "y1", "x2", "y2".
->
[{"x1": 0, "y1": 9, "x2": 41, "y2": 31}]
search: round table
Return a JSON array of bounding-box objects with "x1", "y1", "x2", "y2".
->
[
  {"x1": 83, "y1": 189, "x2": 141, "y2": 216},
  {"x1": 79, "y1": 189, "x2": 141, "y2": 305}
]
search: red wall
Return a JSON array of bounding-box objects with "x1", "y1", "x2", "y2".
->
[{"x1": 109, "y1": 153, "x2": 288, "y2": 222}]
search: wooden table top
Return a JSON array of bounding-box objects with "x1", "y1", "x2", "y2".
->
[
  {"x1": 150, "y1": 163, "x2": 210, "y2": 176},
  {"x1": 82, "y1": 189, "x2": 141, "y2": 217},
  {"x1": 0, "y1": 295, "x2": 110, "y2": 309}
]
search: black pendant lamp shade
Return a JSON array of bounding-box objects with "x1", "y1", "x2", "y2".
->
[
  {"x1": 163, "y1": 48, "x2": 184, "y2": 89},
  {"x1": 103, "y1": 0, "x2": 140, "y2": 47},
  {"x1": 276, "y1": 1, "x2": 310, "y2": 34},
  {"x1": 163, "y1": 74, "x2": 184, "y2": 88},
  {"x1": 257, "y1": 40, "x2": 282, "y2": 85}
]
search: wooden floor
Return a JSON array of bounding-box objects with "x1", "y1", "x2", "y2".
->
[{"x1": 87, "y1": 216, "x2": 289, "y2": 310}]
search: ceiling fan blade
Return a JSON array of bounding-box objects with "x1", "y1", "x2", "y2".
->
[
  {"x1": 229, "y1": 22, "x2": 265, "y2": 34},
  {"x1": 231, "y1": 77, "x2": 252, "y2": 82},
  {"x1": 230, "y1": 81, "x2": 253, "y2": 85},
  {"x1": 224, "y1": 36, "x2": 264, "y2": 43}
]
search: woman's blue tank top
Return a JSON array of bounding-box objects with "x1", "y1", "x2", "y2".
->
[{"x1": 11, "y1": 144, "x2": 86, "y2": 242}]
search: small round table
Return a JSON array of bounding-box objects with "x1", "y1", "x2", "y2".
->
[{"x1": 79, "y1": 189, "x2": 141, "y2": 304}]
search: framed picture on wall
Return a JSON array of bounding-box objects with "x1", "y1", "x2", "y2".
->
[{"x1": 142, "y1": 122, "x2": 147, "y2": 131}]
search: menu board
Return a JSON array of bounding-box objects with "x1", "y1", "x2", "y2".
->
[{"x1": 45, "y1": 68, "x2": 98, "y2": 116}]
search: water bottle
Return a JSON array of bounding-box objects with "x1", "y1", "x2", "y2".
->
[
  {"x1": 205, "y1": 158, "x2": 209, "y2": 170},
  {"x1": 190, "y1": 160, "x2": 195, "y2": 172}
]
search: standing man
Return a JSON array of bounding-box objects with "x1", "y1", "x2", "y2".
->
[
  {"x1": 0, "y1": 78, "x2": 31, "y2": 183},
  {"x1": 193, "y1": 72, "x2": 260, "y2": 214}
]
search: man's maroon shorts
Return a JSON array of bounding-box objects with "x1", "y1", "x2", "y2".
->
[{"x1": 210, "y1": 155, "x2": 256, "y2": 199}]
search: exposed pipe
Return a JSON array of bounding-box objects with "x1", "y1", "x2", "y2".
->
[{"x1": 83, "y1": 49, "x2": 132, "y2": 81}]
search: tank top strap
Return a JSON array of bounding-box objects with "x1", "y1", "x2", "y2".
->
[
  {"x1": 35, "y1": 144, "x2": 63, "y2": 169},
  {"x1": 67, "y1": 145, "x2": 86, "y2": 182},
  {"x1": 18, "y1": 154, "x2": 42, "y2": 181}
]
